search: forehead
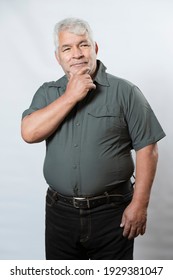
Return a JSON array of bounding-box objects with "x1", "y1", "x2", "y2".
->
[{"x1": 58, "y1": 31, "x2": 91, "y2": 46}]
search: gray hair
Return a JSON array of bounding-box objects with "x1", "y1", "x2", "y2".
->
[{"x1": 53, "y1": 18, "x2": 94, "y2": 51}]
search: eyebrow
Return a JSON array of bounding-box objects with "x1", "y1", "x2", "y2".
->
[{"x1": 60, "y1": 40, "x2": 90, "y2": 50}]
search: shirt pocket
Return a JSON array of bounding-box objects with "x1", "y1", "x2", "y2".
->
[{"x1": 87, "y1": 105, "x2": 126, "y2": 133}]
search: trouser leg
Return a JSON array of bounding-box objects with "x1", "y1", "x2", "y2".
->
[
  {"x1": 45, "y1": 193, "x2": 89, "y2": 260},
  {"x1": 82, "y1": 201, "x2": 134, "y2": 260}
]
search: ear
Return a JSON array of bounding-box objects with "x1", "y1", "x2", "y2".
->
[
  {"x1": 55, "y1": 51, "x2": 60, "y2": 64},
  {"x1": 95, "y1": 42, "x2": 99, "y2": 55}
]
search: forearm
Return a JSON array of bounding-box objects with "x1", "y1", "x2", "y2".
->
[
  {"x1": 132, "y1": 143, "x2": 158, "y2": 208},
  {"x1": 120, "y1": 143, "x2": 159, "y2": 239},
  {"x1": 21, "y1": 92, "x2": 77, "y2": 143}
]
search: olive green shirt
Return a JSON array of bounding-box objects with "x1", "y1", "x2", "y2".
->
[{"x1": 22, "y1": 60, "x2": 165, "y2": 196}]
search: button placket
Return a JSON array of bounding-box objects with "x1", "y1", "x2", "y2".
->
[{"x1": 72, "y1": 116, "x2": 83, "y2": 194}]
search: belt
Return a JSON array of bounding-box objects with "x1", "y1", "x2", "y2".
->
[{"x1": 48, "y1": 181, "x2": 133, "y2": 209}]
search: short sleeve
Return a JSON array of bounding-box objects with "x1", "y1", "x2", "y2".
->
[
  {"x1": 124, "y1": 86, "x2": 166, "y2": 150},
  {"x1": 22, "y1": 84, "x2": 47, "y2": 119}
]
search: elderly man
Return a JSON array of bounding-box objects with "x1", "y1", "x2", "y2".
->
[{"x1": 21, "y1": 18, "x2": 165, "y2": 259}]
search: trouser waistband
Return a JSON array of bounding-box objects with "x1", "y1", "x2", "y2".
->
[{"x1": 48, "y1": 181, "x2": 133, "y2": 209}]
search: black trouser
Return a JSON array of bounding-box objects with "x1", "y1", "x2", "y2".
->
[{"x1": 45, "y1": 188, "x2": 134, "y2": 260}]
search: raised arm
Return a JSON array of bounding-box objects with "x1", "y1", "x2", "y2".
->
[{"x1": 21, "y1": 67, "x2": 96, "y2": 143}]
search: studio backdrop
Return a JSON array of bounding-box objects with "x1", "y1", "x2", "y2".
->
[{"x1": 0, "y1": 0, "x2": 172, "y2": 259}]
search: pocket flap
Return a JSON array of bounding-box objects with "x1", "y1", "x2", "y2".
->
[{"x1": 88, "y1": 105, "x2": 121, "y2": 117}]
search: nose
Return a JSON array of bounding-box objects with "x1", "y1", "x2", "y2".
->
[{"x1": 72, "y1": 46, "x2": 83, "y2": 58}]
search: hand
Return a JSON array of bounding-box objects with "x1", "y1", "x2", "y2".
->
[
  {"x1": 120, "y1": 201, "x2": 147, "y2": 239},
  {"x1": 65, "y1": 66, "x2": 96, "y2": 102}
]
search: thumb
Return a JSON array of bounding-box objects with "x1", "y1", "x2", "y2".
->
[
  {"x1": 68, "y1": 71, "x2": 74, "y2": 80},
  {"x1": 120, "y1": 215, "x2": 125, "y2": 228}
]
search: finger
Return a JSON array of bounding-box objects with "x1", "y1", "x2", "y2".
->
[
  {"x1": 140, "y1": 225, "x2": 146, "y2": 235},
  {"x1": 68, "y1": 71, "x2": 74, "y2": 80},
  {"x1": 128, "y1": 231, "x2": 138, "y2": 239},
  {"x1": 128, "y1": 225, "x2": 146, "y2": 239},
  {"x1": 85, "y1": 82, "x2": 96, "y2": 92},
  {"x1": 89, "y1": 82, "x2": 96, "y2": 90},
  {"x1": 122, "y1": 223, "x2": 131, "y2": 238},
  {"x1": 127, "y1": 226, "x2": 138, "y2": 239},
  {"x1": 77, "y1": 66, "x2": 91, "y2": 75}
]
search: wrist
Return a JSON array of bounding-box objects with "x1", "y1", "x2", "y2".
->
[
  {"x1": 131, "y1": 194, "x2": 150, "y2": 209},
  {"x1": 63, "y1": 90, "x2": 78, "y2": 106}
]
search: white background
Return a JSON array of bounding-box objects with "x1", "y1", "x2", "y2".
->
[{"x1": 0, "y1": 0, "x2": 172, "y2": 260}]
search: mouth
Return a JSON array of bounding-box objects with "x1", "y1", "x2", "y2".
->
[{"x1": 70, "y1": 62, "x2": 88, "y2": 68}]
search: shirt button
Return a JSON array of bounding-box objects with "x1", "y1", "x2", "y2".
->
[
  {"x1": 74, "y1": 144, "x2": 78, "y2": 147},
  {"x1": 73, "y1": 165, "x2": 77, "y2": 169},
  {"x1": 76, "y1": 122, "x2": 80, "y2": 126}
]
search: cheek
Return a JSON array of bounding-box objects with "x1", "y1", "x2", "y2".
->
[
  {"x1": 58, "y1": 58, "x2": 70, "y2": 69},
  {"x1": 88, "y1": 53, "x2": 97, "y2": 66},
  {"x1": 58, "y1": 52, "x2": 70, "y2": 62},
  {"x1": 88, "y1": 51, "x2": 97, "y2": 61}
]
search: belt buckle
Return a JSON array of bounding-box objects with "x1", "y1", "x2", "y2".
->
[{"x1": 73, "y1": 197, "x2": 87, "y2": 208}]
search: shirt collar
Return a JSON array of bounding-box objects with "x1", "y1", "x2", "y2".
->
[{"x1": 93, "y1": 60, "x2": 109, "y2": 87}]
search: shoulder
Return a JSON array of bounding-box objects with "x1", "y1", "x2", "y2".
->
[
  {"x1": 107, "y1": 72, "x2": 135, "y2": 89},
  {"x1": 106, "y1": 72, "x2": 142, "y2": 102},
  {"x1": 40, "y1": 75, "x2": 67, "y2": 90},
  {"x1": 31, "y1": 76, "x2": 67, "y2": 105}
]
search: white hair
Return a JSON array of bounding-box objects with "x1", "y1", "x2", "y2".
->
[{"x1": 53, "y1": 18, "x2": 94, "y2": 51}]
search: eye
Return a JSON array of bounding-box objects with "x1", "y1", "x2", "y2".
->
[
  {"x1": 80, "y1": 43, "x2": 90, "y2": 48},
  {"x1": 63, "y1": 48, "x2": 70, "y2": 52},
  {"x1": 62, "y1": 47, "x2": 71, "y2": 52}
]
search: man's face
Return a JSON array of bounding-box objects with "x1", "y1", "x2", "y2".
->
[{"x1": 55, "y1": 31, "x2": 98, "y2": 78}]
